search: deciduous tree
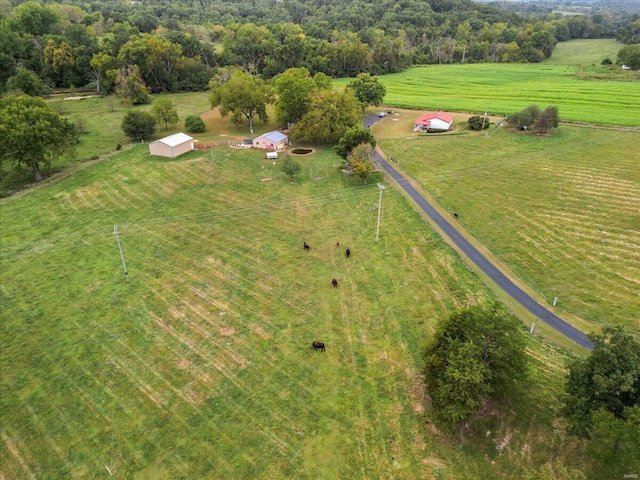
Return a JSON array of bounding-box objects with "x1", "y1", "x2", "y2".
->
[
  {"x1": 184, "y1": 115, "x2": 205, "y2": 133},
  {"x1": 0, "y1": 95, "x2": 76, "y2": 181},
  {"x1": 345, "y1": 143, "x2": 374, "y2": 184},
  {"x1": 151, "y1": 98, "x2": 178, "y2": 130},
  {"x1": 273, "y1": 67, "x2": 316, "y2": 128},
  {"x1": 561, "y1": 326, "x2": 640, "y2": 438},
  {"x1": 533, "y1": 106, "x2": 559, "y2": 134},
  {"x1": 347, "y1": 73, "x2": 386, "y2": 113},
  {"x1": 617, "y1": 44, "x2": 640, "y2": 70},
  {"x1": 209, "y1": 71, "x2": 273, "y2": 134},
  {"x1": 423, "y1": 302, "x2": 528, "y2": 430},
  {"x1": 121, "y1": 110, "x2": 156, "y2": 142},
  {"x1": 334, "y1": 125, "x2": 376, "y2": 159},
  {"x1": 115, "y1": 64, "x2": 150, "y2": 105},
  {"x1": 290, "y1": 88, "x2": 361, "y2": 144}
]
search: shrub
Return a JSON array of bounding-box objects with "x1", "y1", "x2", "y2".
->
[
  {"x1": 601, "y1": 58, "x2": 613, "y2": 65},
  {"x1": 467, "y1": 116, "x2": 490, "y2": 131},
  {"x1": 184, "y1": 115, "x2": 206, "y2": 133},
  {"x1": 121, "y1": 110, "x2": 156, "y2": 141}
]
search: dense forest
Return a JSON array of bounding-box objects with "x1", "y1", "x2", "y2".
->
[{"x1": 0, "y1": 0, "x2": 638, "y2": 95}]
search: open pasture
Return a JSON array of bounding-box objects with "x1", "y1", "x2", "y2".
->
[
  {"x1": 1, "y1": 145, "x2": 585, "y2": 478},
  {"x1": 544, "y1": 39, "x2": 625, "y2": 66},
  {"x1": 375, "y1": 122, "x2": 640, "y2": 334},
  {"x1": 361, "y1": 63, "x2": 640, "y2": 127}
]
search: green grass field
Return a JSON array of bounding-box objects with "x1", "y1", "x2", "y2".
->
[
  {"x1": 374, "y1": 116, "x2": 640, "y2": 334},
  {"x1": 351, "y1": 62, "x2": 640, "y2": 127},
  {"x1": 544, "y1": 39, "x2": 625, "y2": 66},
  {"x1": 1, "y1": 144, "x2": 588, "y2": 478}
]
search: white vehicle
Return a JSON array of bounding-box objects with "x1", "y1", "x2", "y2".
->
[{"x1": 378, "y1": 112, "x2": 386, "y2": 117}]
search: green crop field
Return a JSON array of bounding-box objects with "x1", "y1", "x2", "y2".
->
[
  {"x1": 374, "y1": 116, "x2": 640, "y2": 334},
  {"x1": 347, "y1": 63, "x2": 640, "y2": 127},
  {"x1": 1, "y1": 145, "x2": 588, "y2": 478}
]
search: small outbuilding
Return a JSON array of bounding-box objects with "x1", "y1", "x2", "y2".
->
[
  {"x1": 149, "y1": 132, "x2": 195, "y2": 158},
  {"x1": 266, "y1": 151, "x2": 278, "y2": 160},
  {"x1": 253, "y1": 131, "x2": 288, "y2": 151},
  {"x1": 413, "y1": 112, "x2": 453, "y2": 132}
]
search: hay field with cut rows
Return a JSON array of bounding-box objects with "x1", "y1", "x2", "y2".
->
[
  {"x1": 375, "y1": 118, "x2": 640, "y2": 334},
  {"x1": 1, "y1": 145, "x2": 586, "y2": 479}
]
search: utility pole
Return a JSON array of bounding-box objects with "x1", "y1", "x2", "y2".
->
[
  {"x1": 113, "y1": 225, "x2": 128, "y2": 280},
  {"x1": 375, "y1": 183, "x2": 386, "y2": 241},
  {"x1": 210, "y1": 147, "x2": 214, "y2": 178},
  {"x1": 481, "y1": 111, "x2": 487, "y2": 130}
]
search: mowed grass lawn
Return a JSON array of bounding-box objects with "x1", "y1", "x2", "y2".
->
[
  {"x1": 355, "y1": 62, "x2": 640, "y2": 127},
  {"x1": 374, "y1": 117, "x2": 640, "y2": 333},
  {"x1": 1, "y1": 145, "x2": 586, "y2": 478}
]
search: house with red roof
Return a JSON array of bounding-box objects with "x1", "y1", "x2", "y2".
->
[{"x1": 413, "y1": 112, "x2": 453, "y2": 132}]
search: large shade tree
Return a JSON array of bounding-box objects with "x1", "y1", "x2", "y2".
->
[
  {"x1": 0, "y1": 95, "x2": 76, "y2": 182},
  {"x1": 562, "y1": 326, "x2": 640, "y2": 438},
  {"x1": 290, "y1": 88, "x2": 361, "y2": 144},
  {"x1": 273, "y1": 67, "x2": 319, "y2": 128},
  {"x1": 423, "y1": 302, "x2": 528, "y2": 431},
  {"x1": 209, "y1": 71, "x2": 273, "y2": 134},
  {"x1": 347, "y1": 73, "x2": 386, "y2": 113}
]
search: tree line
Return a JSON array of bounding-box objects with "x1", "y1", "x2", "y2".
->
[{"x1": 2, "y1": 0, "x2": 636, "y2": 96}]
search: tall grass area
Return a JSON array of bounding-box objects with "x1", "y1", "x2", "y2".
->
[
  {"x1": 1, "y1": 145, "x2": 587, "y2": 478},
  {"x1": 375, "y1": 120, "x2": 640, "y2": 334},
  {"x1": 353, "y1": 64, "x2": 640, "y2": 127}
]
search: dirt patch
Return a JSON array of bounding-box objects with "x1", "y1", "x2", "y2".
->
[{"x1": 219, "y1": 327, "x2": 236, "y2": 337}]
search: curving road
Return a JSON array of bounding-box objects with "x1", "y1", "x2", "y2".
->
[{"x1": 366, "y1": 114, "x2": 594, "y2": 350}]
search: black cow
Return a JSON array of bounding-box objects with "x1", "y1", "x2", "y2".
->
[
  {"x1": 345, "y1": 248, "x2": 351, "y2": 258},
  {"x1": 331, "y1": 278, "x2": 338, "y2": 288},
  {"x1": 312, "y1": 341, "x2": 325, "y2": 352},
  {"x1": 453, "y1": 213, "x2": 459, "y2": 218},
  {"x1": 304, "y1": 242, "x2": 311, "y2": 251},
  {"x1": 336, "y1": 241, "x2": 340, "y2": 247}
]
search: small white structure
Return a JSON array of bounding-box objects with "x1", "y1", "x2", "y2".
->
[
  {"x1": 253, "y1": 131, "x2": 288, "y2": 151},
  {"x1": 149, "y1": 132, "x2": 194, "y2": 158},
  {"x1": 621, "y1": 64, "x2": 631, "y2": 70},
  {"x1": 266, "y1": 151, "x2": 278, "y2": 160},
  {"x1": 413, "y1": 112, "x2": 454, "y2": 132}
]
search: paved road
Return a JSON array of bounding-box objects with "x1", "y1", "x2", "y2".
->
[{"x1": 366, "y1": 114, "x2": 594, "y2": 350}]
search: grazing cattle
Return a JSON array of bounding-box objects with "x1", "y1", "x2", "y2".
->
[
  {"x1": 312, "y1": 341, "x2": 325, "y2": 352},
  {"x1": 453, "y1": 213, "x2": 459, "y2": 218},
  {"x1": 336, "y1": 241, "x2": 340, "y2": 247},
  {"x1": 345, "y1": 248, "x2": 351, "y2": 258},
  {"x1": 331, "y1": 278, "x2": 338, "y2": 288},
  {"x1": 304, "y1": 242, "x2": 311, "y2": 251}
]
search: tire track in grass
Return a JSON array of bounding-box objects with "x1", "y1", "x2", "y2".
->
[{"x1": 1, "y1": 430, "x2": 37, "y2": 480}]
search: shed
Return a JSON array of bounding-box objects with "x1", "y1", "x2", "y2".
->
[
  {"x1": 266, "y1": 151, "x2": 278, "y2": 160},
  {"x1": 253, "y1": 131, "x2": 288, "y2": 151},
  {"x1": 413, "y1": 112, "x2": 453, "y2": 132},
  {"x1": 149, "y1": 132, "x2": 195, "y2": 158}
]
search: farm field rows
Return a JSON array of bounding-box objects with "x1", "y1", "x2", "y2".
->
[
  {"x1": 359, "y1": 63, "x2": 640, "y2": 127},
  {"x1": 375, "y1": 118, "x2": 640, "y2": 334},
  {"x1": 1, "y1": 145, "x2": 584, "y2": 478}
]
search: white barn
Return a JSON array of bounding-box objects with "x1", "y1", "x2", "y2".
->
[
  {"x1": 413, "y1": 112, "x2": 454, "y2": 132},
  {"x1": 149, "y1": 132, "x2": 195, "y2": 158}
]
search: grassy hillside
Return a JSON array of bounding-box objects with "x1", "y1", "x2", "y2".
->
[
  {"x1": 544, "y1": 39, "x2": 625, "y2": 66},
  {"x1": 351, "y1": 64, "x2": 640, "y2": 127},
  {"x1": 1, "y1": 145, "x2": 587, "y2": 478},
  {"x1": 374, "y1": 114, "x2": 640, "y2": 334}
]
